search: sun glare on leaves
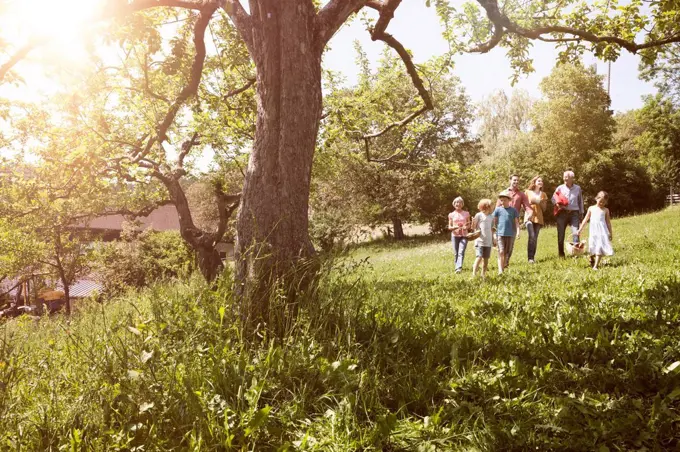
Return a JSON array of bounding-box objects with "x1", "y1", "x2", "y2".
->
[{"x1": 0, "y1": 0, "x2": 108, "y2": 100}]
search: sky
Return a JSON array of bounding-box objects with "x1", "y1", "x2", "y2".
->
[
  {"x1": 0, "y1": 1, "x2": 658, "y2": 112},
  {"x1": 323, "y1": 1, "x2": 657, "y2": 113}
]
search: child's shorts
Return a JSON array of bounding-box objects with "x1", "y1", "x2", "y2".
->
[
  {"x1": 475, "y1": 245, "x2": 491, "y2": 259},
  {"x1": 497, "y1": 236, "x2": 515, "y2": 255}
]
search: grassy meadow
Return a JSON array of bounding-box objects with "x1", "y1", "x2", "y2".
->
[{"x1": 1, "y1": 207, "x2": 680, "y2": 450}]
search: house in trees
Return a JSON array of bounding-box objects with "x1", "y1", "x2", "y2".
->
[{"x1": 77, "y1": 204, "x2": 234, "y2": 259}]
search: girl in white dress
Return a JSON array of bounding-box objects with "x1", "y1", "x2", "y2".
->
[{"x1": 578, "y1": 191, "x2": 613, "y2": 270}]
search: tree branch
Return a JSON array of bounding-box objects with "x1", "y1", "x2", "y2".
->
[
  {"x1": 371, "y1": 32, "x2": 433, "y2": 113},
  {"x1": 223, "y1": 77, "x2": 255, "y2": 100},
  {"x1": 535, "y1": 36, "x2": 582, "y2": 43},
  {"x1": 221, "y1": 0, "x2": 254, "y2": 53},
  {"x1": 111, "y1": 0, "x2": 208, "y2": 14},
  {"x1": 365, "y1": 0, "x2": 383, "y2": 11},
  {"x1": 363, "y1": 106, "x2": 429, "y2": 140},
  {"x1": 213, "y1": 189, "x2": 241, "y2": 244},
  {"x1": 0, "y1": 280, "x2": 25, "y2": 300},
  {"x1": 156, "y1": 5, "x2": 217, "y2": 142},
  {"x1": 518, "y1": 26, "x2": 680, "y2": 53},
  {"x1": 474, "y1": 0, "x2": 680, "y2": 54},
  {"x1": 469, "y1": 24, "x2": 505, "y2": 53},
  {"x1": 143, "y1": 52, "x2": 171, "y2": 103},
  {"x1": 97, "y1": 200, "x2": 176, "y2": 219},
  {"x1": 371, "y1": 0, "x2": 401, "y2": 37},
  {"x1": 316, "y1": 0, "x2": 368, "y2": 48},
  {"x1": 361, "y1": 0, "x2": 433, "y2": 161},
  {"x1": 0, "y1": 39, "x2": 45, "y2": 84},
  {"x1": 177, "y1": 132, "x2": 201, "y2": 168}
]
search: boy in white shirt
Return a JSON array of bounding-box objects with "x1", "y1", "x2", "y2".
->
[{"x1": 471, "y1": 199, "x2": 494, "y2": 278}]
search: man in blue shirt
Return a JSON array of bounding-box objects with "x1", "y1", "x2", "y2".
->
[{"x1": 551, "y1": 170, "x2": 584, "y2": 257}]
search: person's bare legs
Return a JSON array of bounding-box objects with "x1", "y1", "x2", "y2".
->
[
  {"x1": 593, "y1": 255, "x2": 602, "y2": 270},
  {"x1": 498, "y1": 253, "x2": 506, "y2": 274},
  {"x1": 473, "y1": 256, "x2": 482, "y2": 276}
]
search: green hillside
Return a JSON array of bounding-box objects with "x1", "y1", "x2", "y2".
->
[{"x1": 2, "y1": 208, "x2": 680, "y2": 450}]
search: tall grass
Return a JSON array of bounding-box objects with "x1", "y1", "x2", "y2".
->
[{"x1": 1, "y1": 208, "x2": 680, "y2": 450}]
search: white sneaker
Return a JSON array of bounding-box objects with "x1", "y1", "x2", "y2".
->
[{"x1": 528, "y1": 259, "x2": 535, "y2": 264}]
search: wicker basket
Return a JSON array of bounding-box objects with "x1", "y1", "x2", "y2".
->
[
  {"x1": 466, "y1": 230, "x2": 481, "y2": 241},
  {"x1": 565, "y1": 241, "x2": 586, "y2": 256}
]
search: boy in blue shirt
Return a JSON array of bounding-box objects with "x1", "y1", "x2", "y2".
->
[{"x1": 493, "y1": 191, "x2": 520, "y2": 274}]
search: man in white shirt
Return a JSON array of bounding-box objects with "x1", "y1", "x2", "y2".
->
[{"x1": 551, "y1": 170, "x2": 584, "y2": 257}]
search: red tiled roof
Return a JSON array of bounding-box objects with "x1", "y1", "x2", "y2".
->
[{"x1": 84, "y1": 204, "x2": 181, "y2": 232}]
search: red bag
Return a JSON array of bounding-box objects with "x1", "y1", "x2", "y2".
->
[{"x1": 553, "y1": 190, "x2": 568, "y2": 216}]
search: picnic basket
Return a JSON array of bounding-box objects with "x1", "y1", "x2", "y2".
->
[
  {"x1": 466, "y1": 229, "x2": 481, "y2": 240},
  {"x1": 565, "y1": 240, "x2": 586, "y2": 256}
]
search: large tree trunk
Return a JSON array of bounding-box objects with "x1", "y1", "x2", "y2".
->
[{"x1": 235, "y1": 0, "x2": 321, "y2": 326}]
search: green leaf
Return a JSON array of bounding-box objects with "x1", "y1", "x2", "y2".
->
[
  {"x1": 139, "y1": 402, "x2": 154, "y2": 413},
  {"x1": 127, "y1": 326, "x2": 142, "y2": 336},
  {"x1": 219, "y1": 306, "x2": 226, "y2": 327},
  {"x1": 245, "y1": 405, "x2": 271, "y2": 436},
  {"x1": 141, "y1": 350, "x2": 153, "y2": 364},
  {"x1": 667, "y1": 387, "x2": 680, "y2": 400},
  {"x1": 663, "y1": 361, "x2": 680, "y2": 374}
]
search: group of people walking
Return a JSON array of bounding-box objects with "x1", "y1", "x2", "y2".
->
[{"x1": 448, "y1": 171, "x2": 614, "y2": 277}]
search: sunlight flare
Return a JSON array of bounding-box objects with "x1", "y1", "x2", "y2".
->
[{"x1": 8, "y1": 0, "x2": 102, "y2": 42}]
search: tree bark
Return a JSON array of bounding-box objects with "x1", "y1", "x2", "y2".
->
[
  {"x1": 161, "y1": 173, "x2": 225, "y2": 282},
  {"x1": 14, "y1": 281, "x2": 23, "y2": 305},
  {"x1": 392, "y1": 218, "x2": 405, "y2": 240},
  {"x1": 235, "y1": 0, "x2": 322, "y2": 326},
  {"x1": 62, "y1": 279, "x2": 71, "y2": 316},
  {"x1": 195, "y1": 244, "x2": 223, "y2": 282},
  {"x1": 56, "y1": 263, "x2": 71, "y2": 316},
  {"x1": 53, "y1": 232, "x2": 72, "y2": 316}
]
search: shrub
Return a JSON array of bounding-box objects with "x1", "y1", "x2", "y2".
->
[
  {"x1": 581, "y1": 149, "x2": 661, "y2": 214},
  {"x1": 95, "y1": 225, "x2": 194, "y2": 294}
]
